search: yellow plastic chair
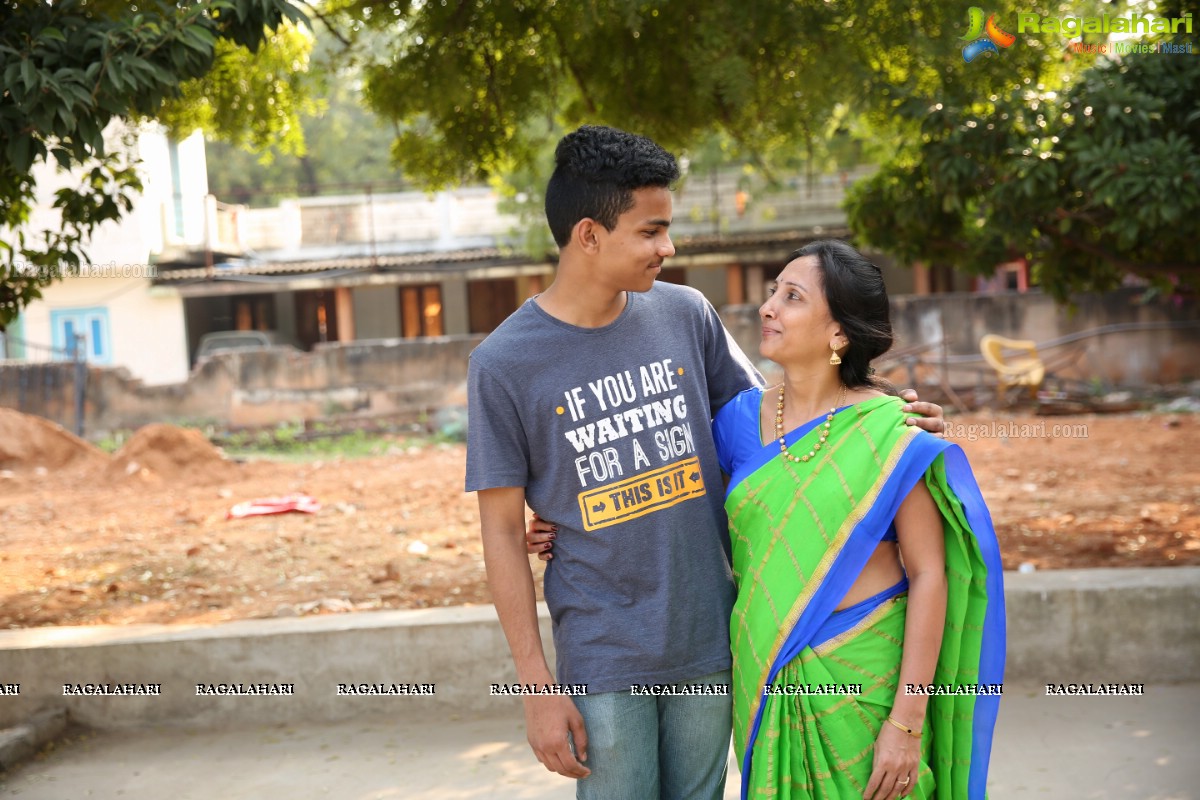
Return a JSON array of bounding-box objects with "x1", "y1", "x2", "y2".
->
[{"x1": 980, "y1": 334, "x2": 1045, "y2": 400}]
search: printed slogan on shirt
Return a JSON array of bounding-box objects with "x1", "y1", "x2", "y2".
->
[
  {"x1": 558, "y1": 358, "x2": 706, "y2": 531},
  {"x1": 579, "y1": 456, "x2": 705, "y2": 529}
]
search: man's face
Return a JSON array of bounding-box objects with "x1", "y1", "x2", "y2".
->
[{"x1": 593, "y1": 186, "x2": 675, "y2": 293}]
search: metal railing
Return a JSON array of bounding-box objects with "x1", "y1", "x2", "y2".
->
[{"x1": 0, "y1": 332, "x2": 89, "y2": 436}]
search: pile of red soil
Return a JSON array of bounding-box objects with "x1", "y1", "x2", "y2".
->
[
  {"x1": 0, "y1": 407, "x2": 108, "y2": 471},
  {"x1": 106, "y1": 423, "x2": 237, "y2": 484}
]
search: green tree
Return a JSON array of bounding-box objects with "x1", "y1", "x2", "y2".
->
[
  {"x1": 329, "y1": 0, "x2": 1073, "y2": 187},
  {"x1": 324, "y1": 0, "x2": 1135, "y2": 281},
  {"x1": 0, "y1": 0, "x2": 307, "y2": 331},
  {"x1": 846, "y1": 24, "x2": 1200, "y2": 299},
  {"x1": 203, "y1": 28, "x2": 401, "y2": 206},
  {"x1": 156, "y1": 19, "x2": 321, "y2": 160}
]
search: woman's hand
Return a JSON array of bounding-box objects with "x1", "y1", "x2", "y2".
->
[
  {"x1": 863, "y1": 721, "x2": 921, "y2": 799},
  {"x1": 526, "y1": 512, "x2": 556, "y2": 561},
  {"x1": 897, "y1": 388, "x2": 944, "y2": 435}
]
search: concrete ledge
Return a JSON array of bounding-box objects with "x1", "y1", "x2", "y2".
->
[
  {"x1": 0, "y1": 604, "x2": 553, "y2": 730},
  {"x1": 0, "y1": 708, "x2": 66, "y2": 771},
  {"x1": 1005, "y1": 566, "x2": 1200, "y2": 684},
  {"x1": 0, "y1": 567, "x2": 1196, "y2": 731}
]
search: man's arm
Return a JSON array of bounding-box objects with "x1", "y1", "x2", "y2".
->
[{"x1": 477, "y1": 487, "x2": 590, "y2": 779}]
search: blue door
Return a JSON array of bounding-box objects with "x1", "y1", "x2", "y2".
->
[{"x1": 49, "y1": 307, "x2": 112, "y2": 364}]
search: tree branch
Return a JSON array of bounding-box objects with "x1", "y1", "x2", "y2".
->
[
  {"x1": 546, "y1": 19, "x2": 598, "y2": 117},
  {"x1": 1057, "y1": 233, "x2": 1200, "y2": 274},
  {"x1": 296, "y1": 0, "x2": 352, "y2": 49}
]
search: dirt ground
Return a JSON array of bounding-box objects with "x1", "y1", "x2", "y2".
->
[{"x1": 0, "y1": 408, "x2": 1197, "y2": 629}]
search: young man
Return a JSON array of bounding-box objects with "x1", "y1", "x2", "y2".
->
[{"x1": 466, "y1": 125, "x2": 942, "y2": 799}]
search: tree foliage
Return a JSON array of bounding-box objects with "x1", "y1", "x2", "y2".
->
[
  {"x1": 846, "y1": 24, "x2": 1200, "y2": 299},
  {"x1": 203, "y1": 28, "x2": 400, "y2": 205},
  {"x1": 329, "y1": 0, "x2": 1069, "y2": 188},
  {"x1": 0, "y1": 0, "x2": 307, "y2": 330},
  {"x1": 5, "y1": 0, "x2": 1193, "y2": 327},
  {"x1": 156, "y1": 20, "x2": 321, "y2": 160},
  {"x1": 330, "y1": 0, "x2": 1188, "y2": 298}
]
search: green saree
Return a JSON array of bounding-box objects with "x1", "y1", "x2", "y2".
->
[{"x1": 713, "y1": 392, "x2": 1005, "y2": 799}]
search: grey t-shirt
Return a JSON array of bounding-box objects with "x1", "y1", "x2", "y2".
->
[{"x1": 466, "y1": 282, "x2": 761, "y2": 693}]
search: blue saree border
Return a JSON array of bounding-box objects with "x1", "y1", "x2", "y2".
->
[
  {"x1": 736, "y1": 427, "x2": 1006, "y2": 800},
  {"x1": 725, "y1": 403, "x2": 852, "y2": 498},
  {"x1": 942, "y1": 445, "x2": 1007, "y2": 798}
]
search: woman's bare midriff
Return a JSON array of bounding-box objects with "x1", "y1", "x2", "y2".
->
[{"x1": 834, "y1": 541, "x2": 904, "y2": 611}]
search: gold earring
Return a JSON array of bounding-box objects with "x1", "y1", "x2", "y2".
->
[{"x1": 829, "y1": 344, "x2": 842, "y2": 366}]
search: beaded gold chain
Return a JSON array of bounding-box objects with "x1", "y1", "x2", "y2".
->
[{"x1": 775, "y1": 384, "x2": 846, "y2": 463}]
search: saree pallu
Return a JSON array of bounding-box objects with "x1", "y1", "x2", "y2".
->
[{"x1": 725, "y1": 396, "x2": 1005, "y2": 799}]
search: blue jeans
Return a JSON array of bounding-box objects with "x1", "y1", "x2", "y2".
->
[{"x1": 572, "y1": 669, "x2": 731, "y2": 800}]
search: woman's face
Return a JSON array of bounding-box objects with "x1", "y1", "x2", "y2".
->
[{"x1": 758, "y1": 255, "x2": 843, "y2": 366}]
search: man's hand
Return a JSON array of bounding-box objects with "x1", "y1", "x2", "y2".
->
[
  {"x1": 477, "y1": 488, "x2": 580, "y2": 776},
  {"x1": 524, "y1": 693, "x2": 590, "y2": 779},
  {"x1": 898, "y1": 388, "x2": 944, "y2": 435}
]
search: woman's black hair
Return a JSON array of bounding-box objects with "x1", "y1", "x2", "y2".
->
[{"x1": 789, "y1": 239, "x2": 893, "y2": 390}]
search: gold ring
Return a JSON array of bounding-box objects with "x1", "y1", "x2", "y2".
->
[{"x1": 898, "y1": 777, "x2": 911, "y2": 786}]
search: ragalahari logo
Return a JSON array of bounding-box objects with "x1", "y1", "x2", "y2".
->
[{"x1": 962, "y1": 7, "x2": 1017, "y2": 62}]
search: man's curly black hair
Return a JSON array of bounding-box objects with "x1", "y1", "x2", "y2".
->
[{"x1": 544, "y1": 125, "x2": 680, "y2": 248}]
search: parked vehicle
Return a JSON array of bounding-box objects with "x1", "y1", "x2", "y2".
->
[{"x1": 195, "y1": 330, "x2": 299, "y2": 363}]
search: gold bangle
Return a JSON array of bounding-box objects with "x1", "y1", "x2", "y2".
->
[{"x1": 886, "y1": 715, "x2": 922, "y2": 739}]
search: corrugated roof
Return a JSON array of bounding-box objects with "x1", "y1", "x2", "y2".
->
[
  {"x1": 152, "y1": 227, "x2": 847, "y2": 284},
  {"x1": 154, "y1": 247, "x2": 522, "y2": 282}
]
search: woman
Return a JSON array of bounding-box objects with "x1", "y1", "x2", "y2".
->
[{"x1": 712, "y1": 240, "x2": 1004, "y2": 799}]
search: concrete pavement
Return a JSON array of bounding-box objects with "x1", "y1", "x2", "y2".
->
[{"x1": 1, "y1": 683, "x2": 1196, "y2": 800}]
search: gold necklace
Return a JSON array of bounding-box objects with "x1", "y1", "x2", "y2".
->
[{"x1": 775, "y1": 384, "x2": 846, "y2": 463}]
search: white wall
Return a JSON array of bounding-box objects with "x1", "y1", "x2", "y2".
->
[
  {"x1": 136, "y1": 123, "x2": 209, "y2": 249},
  {"x1": 14, "y1": 123, "x2": 198, "y2": 385},
  {"x1": 687, "y1": 264, "x2": 729, "y2": 308},
  {"x1": 441, "y1": 276, "x2": 469, "y2": 336},
  {"x1": 22, "y1": 278, "x2": 188, "y2": 384},
  {"x1": 351, "y1": 286, "x2": 401, "y2": 340}
]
